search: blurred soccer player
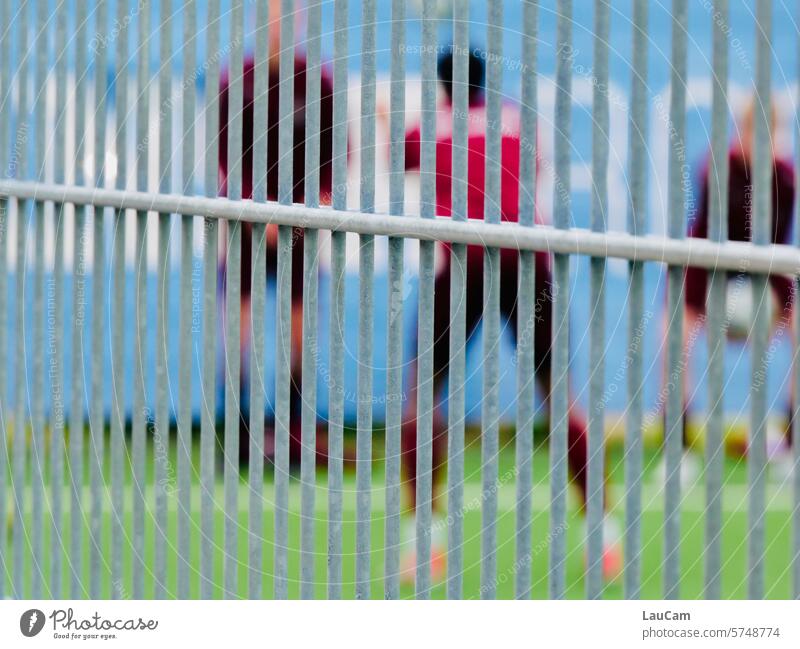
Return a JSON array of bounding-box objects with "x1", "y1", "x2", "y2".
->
[
  {"x1": 680, "y1": 99, "x2": 795, "y2": 469},
  {"x1": 399, "y1": 47, "x2": 620, "y2": 583},
  {"x1": 218, "y1": 0, "x2": 335, "y2": 463}
]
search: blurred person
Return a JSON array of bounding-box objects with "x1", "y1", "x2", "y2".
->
[
  {"x1": 218, "y1": 0, "x2": 335, "y2": 463},
  {"x1": 677, "y1": 99, "x2": 795, "y2": 476},
  {"x1": 398, "y1": 47, "x2": 621, "y2": 584}
]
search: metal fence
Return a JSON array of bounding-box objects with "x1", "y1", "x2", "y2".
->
[{"x1": 0, "y1": 0, "x2": 799, "y2": 600}]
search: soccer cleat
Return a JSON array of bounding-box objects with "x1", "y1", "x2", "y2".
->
[
  {"x1": 602, "y1": 540, "x2": 623, "y2": 582},
  {"x1": 601, "y1": 515, "x2": 623, "y2": 582},
  {"x1": 399, "y1": 514, "x2": 447, "y2": 586},
  {"x1": 399, "y1": 543, "x2": 447, "y2": 587}
]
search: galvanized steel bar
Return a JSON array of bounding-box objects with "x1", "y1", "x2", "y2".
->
[
  {"x1": 6, "y1": 180, "x2": 800, "y2": 276},
  {"x1": 515, "y1": 0, "x2": 537, "y2": 601},
  {"x1": 273, "y1": 0, "x2": 294, "y2": 600},
  {"x1": 327, "y1": 0, "x2": 348, "y2": 599},
  {"x1": 89, "y1": 0, "x2": 109, "y2": 600},
  {"x1": 177, "y1": 0, "x2": 196, "y2": 600},
  {"x1": 355, "y1": 0, "x2": 376, "y2": 601},
  {"x1": 446, "y1": 0, "x2": 468, "y2": 601},
  {"x1": 69, "y1": 0, "x2": 89, "y2": 598},
  {"x1": 110, "y1": 0, "x2": 130, "y2": 598},
  {"x1": 154, "y1": 212, "x2": 169, "y2": 600},
  {"x1": 30, "y1": 0, "x2": 49, "y2": 597},
  {"x1": 224, "y1": 0, "x2": 244, "y2": 600},
  {"x1": 704, "y1": 0, "x2": 729, "y2": 600},
  {"x1": 549, "y1": 0, "x2": 571, "y2": 601},
  {"x1": 0, "y1": 0, "x2": 11, "y2": 601},
  {"x1": 480, "y1": 0, "x2": 505, "y2": 600},
  {"x1": 586, "y1": 0, "x2": 609, "y2": 601},
  {"x1": 748, "y1": 0, "x2": 771, "y2": 600},
  {"x1": 663, "y1": 0, "x2": 687, "y2": 600},
  {"x1": 247, "y1": 0, "x2": 269, "y2": 601},
  {"x1": 383, "y1": 0, "x2": 406, "y2": 601},
  {"x1": 415, "y1": 0, "x2": 436, "y2": 600},
  {"x1": 154, "y1": 0, "x2": 171, "y2": 599},
  {"x1": 300, "y1": 0, "x2": 322, "y2": 601},
  {"x1": 247, "y1": 238, "x2": 266, "y2": 599},
  {"x1": 200, "y1": 0, "x2": 220, "y2": 600},
  {"x1": 624, "y1": 0, "x2": 649, "y2": 601},
  {"x1": 131, "y1": 0, "x2": 150, "y2": 601},
  {"x1": 31, "y1": 205, "x2": 45, "y2": 598},
  {"x1": 13, "y1": 193, "x2": 27, "y2": 598},
  {"x1": 49, "y1": 0, "x2": 69, "y2": 600},
  {"x1": 12, "y1": 0, "x2": 31, "y2": 598}
]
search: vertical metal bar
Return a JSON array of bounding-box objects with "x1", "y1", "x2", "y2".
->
[
  {"x1": 415, "y1": 0, "x2": 436, "y2": 601},
  {"x1": 177, "y1": 0, "x2": 196, "y2": 600},
  {"x1": 200, "y1": 0, "x2": 220, "y2": 600},
  {"x1": 624, "y1": 0, "x2": 648, "y2": 601},
  {"x1": 514, "y1": 0, "x2": 537, "y2": 601},
  {"x1": 12, "y1": 0, "x2": 31, "y2": 599},
  {"x1": 89, "y1": 0, "x2": 109, "y2": 599},
  {"x1": 384, "y1": 0, "x2": 406, "y2": 600},
  {"x1": 705, "y1": 0, "x2": 729, "y2": 601},
  {"x1": 327, "y1": 0, "x2": 348, "y2": 600},
  {"x1": 223, "y1": 0, "x2": 243, "y2": 600},
  {"x1": 300, "y1": 0, "x2": 322, "y2": 601},
  {"x1": 446, "y1": 0, "x2": 468, "y2": 600},
  {"x1": 131, "y1": 0, "x2": 150, "y2": 601},
  {"x1": 30, "y1": 0, "x2": 49, "y2": 598},
  {"x1": 586, "y1": 0, "x2": 609, "y2": 601},
  {"x1": 0, "y1": 0, "x2": 11, "y2": 603},
  {"x1": 480, "y1": 0, "x2": 504, "y2": 601},
  {"x1": 247, "y1": 0, "x2": 269, "y2": 601},
  {"x1": 273, "y1": 0, "x2": 294, "y2": 599},
  {"x1": 549, "y1": 0, "x2": 571, "y2": 601},
  {"x1": 13, "y1": 203, "x2": 27, "y2": 598},
  {"x1": 355, "y1": 0, "x2": 376, "y2": 601},
  {"x1": 154, "y1": 0, "x2": 172, "y2": 600},
  {"x1": 663, "y1": 0, "x2": 687, "y2": 600},
  {"x1": 49, "y1": 0, "x2": 69, "y2": 600},
  {"x1": 110, "y1": 0, "x2": 130, "y2": 598},
  {"x1": 748, "y1": 0, "x2": 771, "y2": 601},
  {"x1": 70, "y1": 0, "x2": 89, "y2": 599}
]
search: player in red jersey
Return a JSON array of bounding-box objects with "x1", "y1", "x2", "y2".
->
[
  {"x1": 218, "y1": 0, "x2": 335, "y2": 463},
  {"x1": 399, "y1": 47, "x2": 620, "y2": 584},
  {"x1": 677, "y1": 101, "x2": 795, "y2": 473}
]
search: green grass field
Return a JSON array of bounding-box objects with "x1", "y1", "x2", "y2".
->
[{"x1": 3, "y1": 427, "x2": 797, "y2": 599}]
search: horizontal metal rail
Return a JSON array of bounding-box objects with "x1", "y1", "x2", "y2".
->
[{"x1": 2, "y1": 179, "x2": 799, "y2": 275}]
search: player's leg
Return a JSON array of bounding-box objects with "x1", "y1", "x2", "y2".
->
[
  {"x1": 400, "y1": 246, "x2": 483, "y2": 582},
  {"x1": 238, "y1": 223, "x2": 254, "y2": 462},
  {"x1": 288, "y1": 227, "x2": 306, "y2": 465},
  {"x1": 529, "y1": 251, "x2": 622, "y2": 578},
  {"x1": 401, "y1": 246, "x2": 483, "y2": 509}
]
